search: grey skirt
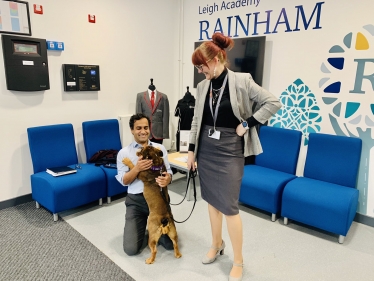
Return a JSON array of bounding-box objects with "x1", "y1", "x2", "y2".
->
[{"x1": 197, "y1": 125, "x2": 244, "y2": 215}]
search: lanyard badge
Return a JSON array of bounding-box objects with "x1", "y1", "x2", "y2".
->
[{"x1": 208, "y1": 129, "x2": 221, "y2": 140}]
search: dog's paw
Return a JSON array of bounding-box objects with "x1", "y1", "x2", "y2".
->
[
  {"x1": 145, "y1": 258, "x2": 155, "y2": 264},
  {"x1": 175, "y1": 252, "x2": 182, "y2": 259},
  {"x1": 122, "y1": 158, "x2": 134, "y2": 169}
]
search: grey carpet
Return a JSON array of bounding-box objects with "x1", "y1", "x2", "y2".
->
[{"x1": 0, "y1": 202, "x2": 135, "y2": 281}]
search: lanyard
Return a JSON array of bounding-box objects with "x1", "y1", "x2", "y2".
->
[{"x1": 209, "y1": 74, "x2": 228, "y2": 131}]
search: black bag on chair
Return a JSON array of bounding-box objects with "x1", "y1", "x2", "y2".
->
[{"x1": 89, "y1": 149, "x2": 118, "y2": 166}]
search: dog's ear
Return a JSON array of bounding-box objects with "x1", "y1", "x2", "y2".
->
[
  {"x1": 157, "y1": 149, "x2": 163, "y2": 157},
  {"x1": 136, "y1": 147, "x2": 143, "y2": 157},
  {"x1": 153, "y1": 147, "x2": 163, "y2": 157}
]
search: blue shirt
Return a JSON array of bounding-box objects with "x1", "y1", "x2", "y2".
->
[{"x1": 115, "y1": 141, "x2": 172, "y2": 194}]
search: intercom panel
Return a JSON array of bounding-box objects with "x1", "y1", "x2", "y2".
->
[
  {"x1": 62, "y1": 64, "x2": 100, "y2": 91},
  {"x1": 2, "y1": 35, "x2": 50, "y2": 91}
]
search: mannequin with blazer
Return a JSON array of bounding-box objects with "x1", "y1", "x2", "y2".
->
[{"x1": 136, "y1": 79, "x2": 169, "y2": 144}]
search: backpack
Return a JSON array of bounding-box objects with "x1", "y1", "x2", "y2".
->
[{"x1": 89, "y1": 149, "x2": 118, "y2": 166}]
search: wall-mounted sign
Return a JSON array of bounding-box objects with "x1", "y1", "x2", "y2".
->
[{"x1": 0, "y1": 1, "x2": 31, "y2": 36}]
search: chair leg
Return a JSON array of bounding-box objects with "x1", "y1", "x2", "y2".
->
[
  {"x1": 36, "y1": 202, "x2": 40, "y2": 209},
  {"x1": 338, "y1": 235, "x2": 345, "y2": 244},
  {"x1": 284, "y1": 217, "x2": 288, "y2": 225},
  {"x1": 99, "y1": 198, "x2": 103, "y2": 206},
  {"x1": 53, "y1": 213, "x2": 58, "y2": 222},
  {"x1": 271, "y1": 213, "x2": 276, "y2": 222},
  {"x1": 107, "y1": 197, "x2": 112, "y2": 204}
]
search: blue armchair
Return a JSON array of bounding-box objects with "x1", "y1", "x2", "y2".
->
[
  {"x1": 27, "y1": 124, "x2": 106, "y2": 221},
  {"x1": 239, "y1": 126, "x2": 302, "y2": 221},
  {"x1": 281, "y1": 132, "x2": 362, "y2": 243},
  {"x1": 82, "y1": 119, "x2": 127, "y2": 203}
]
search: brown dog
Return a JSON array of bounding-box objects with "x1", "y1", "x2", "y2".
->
[{"x1": 122, "y1": 145, "x2": 182, "y2": 264}]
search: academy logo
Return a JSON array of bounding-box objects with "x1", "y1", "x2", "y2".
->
[
  {"x1": 320, "y1": 24, "x2": 374, "y2": 129},
  {"x1": 319, "y1": 24, "x2": 374, "y2": 215}
]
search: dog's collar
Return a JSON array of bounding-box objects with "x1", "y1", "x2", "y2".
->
[{"x1": 151, "y1": 165, "x2": 163, "y2": 171}]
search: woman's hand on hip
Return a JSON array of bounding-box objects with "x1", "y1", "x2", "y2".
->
[
  {"x1": 187, "y1": 151, "x2": 196, "y2": 171},
  {"x1": 236, "y1": 123, "x2": 247, "y2": 137}
]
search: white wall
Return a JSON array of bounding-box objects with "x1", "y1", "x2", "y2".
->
[
  {"x1": 181, "y1": 0, "x2": 374, "y2": 217},
  {"x1": 0, "y1": 0, "x2": 181, "y2": 202}
]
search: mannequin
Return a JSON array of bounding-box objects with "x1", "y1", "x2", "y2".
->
[
  {"x1": 136, "y1": 78, "x2": 170, "y2": 144},
  {"x1": 174, "y1": 86, "x2": 195, "y2": 151},
  {"x1": 148, "y1": 78, "x2": 156, "y2": 91},
  {"x1": 182, "y1": 86, "x2": 193, "y2": 101}
]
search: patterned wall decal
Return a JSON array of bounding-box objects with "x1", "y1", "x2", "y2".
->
[
  {"x1": 356, "y1": 33, "x2": 369, "y2": 50},
  {"x1": 270, "y1": 78, "x2": 322, "y2": 145},
  {"x1": 327, "y1": 57, "x2": 345, "y2": 70},
  {"x1": 319, "y1": 24, "x2": 374, "y2": 215},
  {"x1": 324, "y1": 82, "x2": 341, "y2": 93}
]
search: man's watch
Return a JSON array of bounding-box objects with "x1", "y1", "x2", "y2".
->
[{"x1": 242, "y1": 120, "x2": 249, "y2": 130}]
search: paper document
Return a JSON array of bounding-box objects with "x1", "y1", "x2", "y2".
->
[
  {"x1": 179, "y1": 130, "x2": 190, "y2": 153},
  {"x1": 175, "y1": 156, "x2": 188, "y2": 163}
]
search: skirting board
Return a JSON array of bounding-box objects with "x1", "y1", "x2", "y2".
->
[
  {"x1": 1, "y1": 193, "x2": 374, "y2": 228},
  {"x1": 0, "y1": 193, "x2": 127, "y2": 212},
  {"x1": 354, "y1": 213, "x2": 374, "y2": 228},
  {"x1": 0, "y1": 193, "x2": 33, "y2": 211}
]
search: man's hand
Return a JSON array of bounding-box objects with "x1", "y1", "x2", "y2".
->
[
  {"x1": 156, "y1": 172, "x2": 172, "y2": 187},
  {"x1": 135, "y1": 155, "x2": 152, "y2": 173}
]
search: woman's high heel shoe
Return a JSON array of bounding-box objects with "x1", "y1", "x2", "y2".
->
[
  {"x1": 201, "y1": 240, "x2": 225, "y2": 264},
  {"x1": 228, "y1": 262, "x2": 244, "y2": 281}
]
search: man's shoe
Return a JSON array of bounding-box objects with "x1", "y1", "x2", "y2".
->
[{"x1": 158, "y1": 234, "x2": 174, "y2": 250}]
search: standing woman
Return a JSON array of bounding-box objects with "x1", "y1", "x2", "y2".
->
[{"x1": 187, "y1": 33, "x2": 281, "y2": 281}]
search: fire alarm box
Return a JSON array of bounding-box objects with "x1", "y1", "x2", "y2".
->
[
  {"x1": 62, "y1": 64, "x2": 100, "y2": 91},
  {"x1": 88, "y1": 14, "x2": 96, "y2": 23},
  {"x1": 33, "y1": 4, "x2": 43, "y2": 14},
  {"x1": 2, "y1": 34, "x2": 50, "y2": 91}
]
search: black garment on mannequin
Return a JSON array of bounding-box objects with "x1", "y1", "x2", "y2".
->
[{"x1": 175, "y1": 87, "x2": 195, "y2": 151}]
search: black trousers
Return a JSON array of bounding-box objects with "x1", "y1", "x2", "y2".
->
[{"x1": 123, "y1": 193, "x2": 173, "y2": 256}]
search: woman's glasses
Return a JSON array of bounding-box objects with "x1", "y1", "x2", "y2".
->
[{"x1": 194, "y1": 58, "x2": 212, "y2": 71}]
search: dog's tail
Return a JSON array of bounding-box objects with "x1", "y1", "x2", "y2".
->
[{"x1": 160, "y1": 218, "x2": 170, "y2": 234}]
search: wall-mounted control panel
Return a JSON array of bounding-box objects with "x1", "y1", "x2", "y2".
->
[
  {"x1": 2, "y1": 34, "x2": 50, "y2": 91},
  {"x1": 62, "y1": 64, "x2": 100, "y2": 91}
]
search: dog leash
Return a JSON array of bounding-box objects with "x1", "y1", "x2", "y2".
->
[{"x1": 160, "y1": 168, "x2": 198, "y2": 223}]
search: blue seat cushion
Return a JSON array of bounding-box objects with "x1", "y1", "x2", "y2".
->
[
  {"x1": 100, "y1": 166, "x2": 127, "y2": 197},
  {"x1": 281, "y1": 177, "x2": 358, "y2": 236},
  {"x1": 31, "y1": 164, "x2": 106, "y2": 213},
  {"x1": 239, "y1": 165, "x2": 297, "y2": 214}
]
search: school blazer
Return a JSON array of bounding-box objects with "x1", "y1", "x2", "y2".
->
[
  {"x1": 136, "y1": 91, "x2": 170, "y2": 139},
  {"x1": 189, "y1": 69, "x2": 282, "y2": 157}
]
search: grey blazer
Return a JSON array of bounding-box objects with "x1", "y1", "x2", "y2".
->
[
  {"x1": 136, "y1": 91, "x2": 170, "y2": 139},
  {"x1": 189, "y1": 69, "x2": 281, "y2": 157}
]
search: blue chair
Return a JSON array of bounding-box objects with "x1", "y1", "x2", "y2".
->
[
  {"x1": 239, "y1": 126, "x2": 302, "y2": 221},
  {"x1": 281, "y1": 133, "x2": 362, "y2": 243},
  {"x1": 82, "y1": 119, "x2": 127, "y2": 203},
  {"x1": 27, "y1": 124, "x2": 106, "y2": 221}
]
